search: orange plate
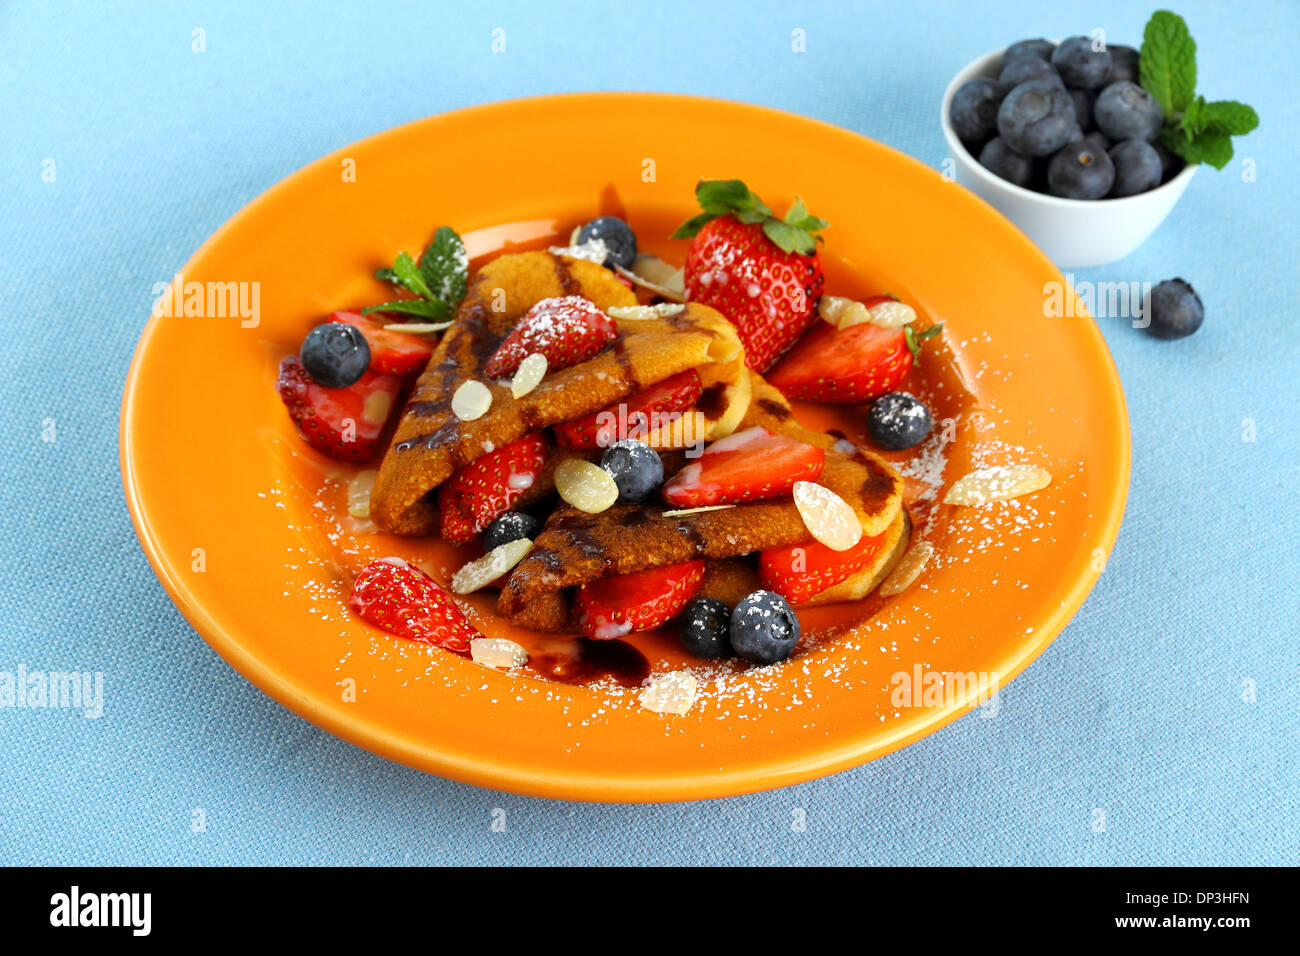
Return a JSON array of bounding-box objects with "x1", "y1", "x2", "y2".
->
[{"x1": 120, "y1": 93, "x2": 1129, "y2": 802}]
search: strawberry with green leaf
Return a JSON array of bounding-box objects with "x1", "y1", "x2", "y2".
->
[
  {"x1": 366, "y1": 225, "x2": 469, "y2": 320},
  {"x1": 673, "y1": 180, "x2": 827, "y2": 371},
  {"x1": 1140, "y1": 10, "x2": 1259, "y2": 169}
]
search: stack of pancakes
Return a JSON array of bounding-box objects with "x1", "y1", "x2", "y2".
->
[{"x1": 370, "y1": 250, "x2": 908, "y2": 633}]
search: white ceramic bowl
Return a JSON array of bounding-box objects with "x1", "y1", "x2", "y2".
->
[{"x1": 940, "y1": 46, "x2": 1195, "y2": 268}]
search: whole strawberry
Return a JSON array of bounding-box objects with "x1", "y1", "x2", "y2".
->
[
  {"x1": 348, "y1": 558, "x2": 479, "y2": 655},
  {"x1": 674, "y1": 180, "x2": 827, "y2": 371}
]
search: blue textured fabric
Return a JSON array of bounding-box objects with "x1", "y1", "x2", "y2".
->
[{"x1": 2, "y1": 0, "x2": 1296, "y2": 866}]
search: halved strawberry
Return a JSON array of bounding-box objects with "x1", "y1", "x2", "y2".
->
[
  {"x1": 553, "y1": 369, "x2": 703, "y2": 449},
  {"x1": 437, "y1": 434, "x2": 549, "y2": 545},
  {"x1": 767, "y1": 319, "x2": 942, "y2": 404},
  {"x1": 484, "y1": 296, "x2": 618, "y2": 379},
  {"x1": 348, "y1": 558, "x2": 478, "y2": 655},
  {"x1": 675, "y1": 180, "x2": 827, "y2": 372},
  {"x1": 574, "y1": 560, "x2": 706, "y2": 639},
  {"x1": 277, "y1": 356, "x2": 402, "y2": 463},
  {"x1": 660, "y1": 426, "x2": 825, "y2": 508},
  {"x1": 758, "y1": 530, "x2": 887, "y2": 606},
  {"x1": 328, "y1": 311, "x2": 434, "y2": 377}
]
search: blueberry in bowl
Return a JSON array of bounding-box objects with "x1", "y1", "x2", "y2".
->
[
  {"x1": 996, "y1": 79, "x2": 1077, "y2": 157},
  {"x1": 1094, "y1": 81, "x2": 1163, "y2": 142},
  {"x1": 1108, "y1": 140, "x2": 1164, "y2": 197},
  {"x1": 998, "y1": 55, "x2": 1061, "y2": 89},
  {"x1": 1047, "y1": 139, "x2": 1115, "y2": 200},
  {"x1": 978, "y1": 136, "x2": 1035, "y2": 188},
  {"x1": 1051, "y1": 36, "x2": 1113, "y2": 89},
  {"x1": 949, "y1": 76, "x2": 1006, "y2": 147}
]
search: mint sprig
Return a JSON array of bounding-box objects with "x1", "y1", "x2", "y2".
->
[
  {"x1": 671, "y1": 179, "x2": 827, "y2": 255},
  {"x1": 1139, "y1": 10, "x2": 1258, "y2": 170},
  {"x1": 365, "y1": 225, "x2": 468, "y2": 319}
]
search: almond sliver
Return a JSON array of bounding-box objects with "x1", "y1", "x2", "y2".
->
[
  {"x1": 470, "y1": 637, "x2": 529, "y2": 669},
  {"x1": 555, "y1": 459, "x2": 619, "y2": 514},
  {"x1": 878, "y1": 541, "x2": 934, "y2": 597},
  {"x1": 383, "y1": 321, "x2": 453, "y2": 334},
  {"x1": 639, "y1": 670, "x2": 697, "y2": 715},
  {"x1": 792, "y1": 481, "x2": 863, "y2": 552},
  {"x1": 867, "y1": 300, "x2": 916, "y2": 328},
  {"x1": 510, "y1": 352, "x2": 548, "y2": 398},
  {"x1": 607, "y1": 303, "x2": 686, "y2": 320},
  {"x1": 451, "y1": 538, "x2": 533, "y2": 594},
  {"x1": 451, "y1": 380, "x2": 492, "y2": 421},
  {"x1": 944, "y1": 465, "x2": 1052, "y2": 506},
  {"x1": 818, "y1": 295, "x2": 872, "y2": 329},
  {"x1": 659, "y1": 504, "x2": 736, "y2": 517},
  {"x1": 347, "y1": 469, "x2": 378, "y2": 519}
]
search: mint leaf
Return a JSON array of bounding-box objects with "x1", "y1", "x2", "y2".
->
[
  {"x1": 1163, "y1": 126, "x2": 1234, "y2": 170},
  {"x1": 361, "y1": 298, "x2": 452, "y2": 320},
  {"x1": 1202, "y1": 100, "x2": 1259, "y2": 136},
  {"x1": 1141, "y1": 10, "x2": 1197, "y2": 118},
  {"x1": 391, "y1": 251, "x2": 435, "y2": 301},
  {"x1": 374, "y1": 267, "x2": 399, "y2": 283},
  {"x1": 1180, "y1": 96, "x2": 1208, "y2": 137},
  {"x1": 418, "y1": 226, "x2": 468, "y2": 307}
]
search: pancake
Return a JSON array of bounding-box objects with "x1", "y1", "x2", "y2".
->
[
  {"x1": 370, "y1": 250, "x2": 742, "y2": 534},
  {"x1": 497, "y1": 372, "x2": 904, "y2": 630}
]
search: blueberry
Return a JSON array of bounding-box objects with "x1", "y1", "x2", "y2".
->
[
  {"x1": 1046, "y1": 140, "x2": 1115, "y2": 199},
  {"x1": 300, "y1": 322, "x2": 370, "y2": 388},
  {"x1": 1051, "y1": 36, "x2": 1113, "y2": 89},
  {"x1": 1002, "y1": 39, "x2": 1055, "y2": 68},
  {"x1": 600, "y1": 439, "x2": 663, "y2": 503},
  {"x1": 949, "y1": 77, "x2": 1006, "y2": 147},
  {"x1": 997, "y1": 80, "x2": 1077, "y2": 157},
  {"x1": 998, "y1": 56, "x2": 1061, "y2": 89},
  {"x1": 678, "y1": 597, "x2": 732, "y2": 659},
  {"x1": 1143, "y1": 279, "x2": 1204, "y2": 340},
  {"x1": 1083, "y1": 130, "x2": 1112, "y2": 154},
  {"x1": 729, "y1": 590, "x2": 800, "y2": 666},
  {"x1": 576, "y1": 216, "x2": 637, "y2": 269},
  {"x1": 1108, "y1": 44, "x2": 1141, "y2": 84},
  {"x1": 867, "y1": 392, "x2": 932, "y2": 451},
  {"x1": 978, "y1": 137, "x2": 1035, "y2": 187},
  {"x1": 482, "y1": 511, "x2": 540, "y2": 551},
  {"x1": 1067, "y1": 87, "x2": 1096, "y2": 131},
  {"x1": 1094, "y1": 81, "x2": 1163, "y2": 142},
  {"x1": 1108, "y1": 139, "x2": 1163, "y2": 197}
]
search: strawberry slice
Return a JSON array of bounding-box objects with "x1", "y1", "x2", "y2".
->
[
  {"x1": 484, "y1": 296, "x2": 618, "y2": 379},
  {"x1": 660, "y1": 426, "x2": 825, "y2": 508},
  {"x1": 575, "y1": 560, "x2": 706, "y2": 639},
  {"x1": 348, "y1": 558, "x2": 478, "y2": 655},
  {"x1": 553, "y1": 369, "x2": 703, "y2": 450},
  {"x1": 328, "y1": 311, "x2": 434, "y2": 377},
  {"x1": 277, "y1": 356, "x2": 402, "y2": 463},
  {"x1": 758, "y1": 530, "x2": 887, "y2": 606},
  {"x1": 437, "y1": 434, "x2": 549, "y2": 545},
  {"x1": 767, "y1": 319, "x2": 942, "y2": 404}
]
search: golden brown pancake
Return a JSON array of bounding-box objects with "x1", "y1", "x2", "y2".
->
[
  {"x1": 497, "y1": 372, "x2": 904, "y2": 631},
  {"x1": 370, "y1": 251, "x2": 741, "y2": 534}
]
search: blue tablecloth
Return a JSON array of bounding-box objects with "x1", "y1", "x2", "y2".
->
[{"x1": 2, "y1": 0, "x2": 1296, "y2": 865}]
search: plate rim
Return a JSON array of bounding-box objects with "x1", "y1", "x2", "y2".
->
[{"x1": 120, "y1": 91, "x2": 1131, "y2": 802}]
